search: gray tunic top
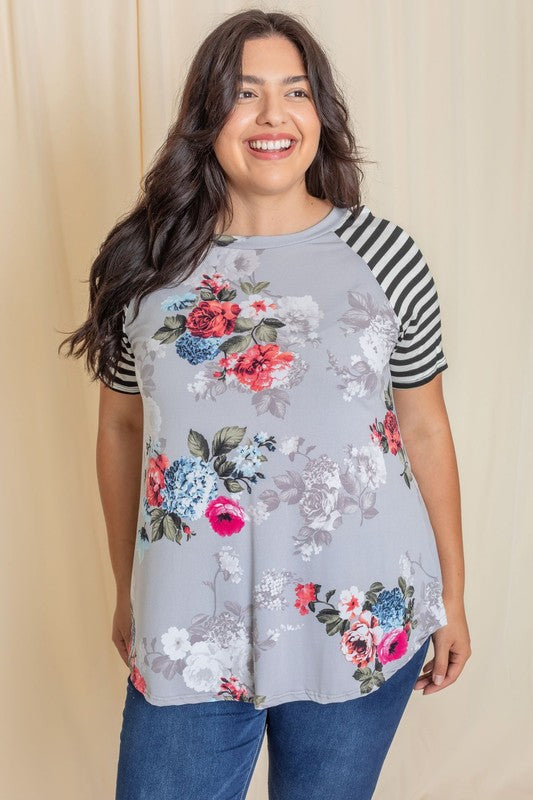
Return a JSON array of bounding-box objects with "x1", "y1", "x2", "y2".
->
[{"x1": 104, "y1": 204, "x2": 449, "y2": 708}]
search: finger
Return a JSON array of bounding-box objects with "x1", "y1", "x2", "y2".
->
[
  {"x1": 422, "y1": 657, "x2": 467, "y2": 694},
  {"x1": 413, "y1": 679, "x2": 431, "y2": 691},
  {"x1": 420, "y1": 658, "x2": 434, "y2": 675},
  {"x1": 115, "y1": 636, "x2": 129, "y2": 667},
  {"x1": 431, "y1": 645, "x2": 450, "y2": 687}
]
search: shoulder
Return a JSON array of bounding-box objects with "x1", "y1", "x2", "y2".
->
[{"x1": 333, "y1": 204, "x2": 442, "y2": 329}]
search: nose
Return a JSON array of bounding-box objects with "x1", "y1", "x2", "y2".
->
[{"x1": 255, "y1": 91, "x2": 288, "y2": 126}]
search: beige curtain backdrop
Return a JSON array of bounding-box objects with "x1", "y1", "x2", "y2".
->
[{"x1": 2, "y1": 0, "x2": 531, "y2": 797}]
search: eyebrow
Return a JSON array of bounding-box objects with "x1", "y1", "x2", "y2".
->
[{"x1": 238, "y1": 74, "x2": 309, "y2": 85}]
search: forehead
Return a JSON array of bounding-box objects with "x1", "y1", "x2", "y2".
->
[{"x1": 240, "y1": 37, "x2": 307, "y2": 79}]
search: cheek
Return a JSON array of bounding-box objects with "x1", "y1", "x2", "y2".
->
[
  {"x1": 213, "y1": 130, "x2": 241, "y2": 169},
  {"x1": 295, "y1": 111, "x2": 321, "y2": 143}
]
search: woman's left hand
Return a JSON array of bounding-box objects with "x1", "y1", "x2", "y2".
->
[{"x1": 413, "y1": 600, "x2": 472, "y2": 694}]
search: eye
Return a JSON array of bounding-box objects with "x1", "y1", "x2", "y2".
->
[{"x1": 237, "y1": 89, "x2": 310, "y2": 100}]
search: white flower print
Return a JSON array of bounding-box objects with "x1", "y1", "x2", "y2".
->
[
  {"x1": 143, "y1": 395, "x2": 162, "y2": 440},
  {"x1": 247, "y1": 500, "x2": 271, "y2": 525},
  {"x1": 337, "y1": 586, "x2": 366, "y2": 621},
  {"x1": 302, "y1": 454, "x2": 342, "y2": 491},
  {"x1": 187, "y1": 370, "x2": 213, "y2": 399},
  {"x1": 327, "y1": 290, "x2": 400, "y2": 401},
  {"x1": 280, "y1": 436, "x2": 300, "y2": 456},
  {"x1": 238, "y1": 294, "x2": 277, "y2": 320},
  {"x1": 343, "y1": 443, "x2": 387, "y2": 492},
  {"x1": 399, "y1": 552, "x2": 414, "y2": 582},
  {"x1": 275, "y1": 295, "x2": 324, "y2": 348},
  {"x1": 253, "y1": 568, "x2": 296, "y2": 611},
  {"x1": 225, "y1": 634, "x2": 254, "y2": 688},
  {"x1": 161, "y1": 626, "x2": 192, "y2": 661},
  {"x1": 216, "y1": 545, "x2": 243, "y2": 583},
  {"x1": 214, "y1": 248, "x2": 261, "y2": 282},
  {"x1": 359, "y1": 313, "x2": 399, "y2": 374},
  {"x1": 182, "y1": 641, "x2": 232, "y2": 693}
]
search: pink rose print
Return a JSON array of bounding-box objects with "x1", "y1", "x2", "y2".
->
[
  {"x1": 295, "y1": 576, "x2": 418, "y2": 693},
  {"x1": 205, "y1": 496, "x2": 246, "y2": 536},
  {"x1": 377, "y1": 628, "x2": 409, "y2": 664},
  {"x1": 340, "y1": 609, "x2": 383, "y2": 668}
]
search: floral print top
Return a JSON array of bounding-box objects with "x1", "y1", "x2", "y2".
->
[{"x1": 104, "y1": 204, "x2": 449, "y2": 709}]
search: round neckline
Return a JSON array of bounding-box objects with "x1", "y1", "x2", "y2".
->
[{"x1": 212, "y1": 205, "x2": 358, "y2": 249}]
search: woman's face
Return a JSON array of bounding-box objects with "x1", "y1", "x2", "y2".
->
[{"x1": 213, "y1": 36, "x2": 321, "y2": 197}]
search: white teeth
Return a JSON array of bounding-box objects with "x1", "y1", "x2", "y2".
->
[{"x1": 248, "y1": 139, "x2": 294, "y2": 151}]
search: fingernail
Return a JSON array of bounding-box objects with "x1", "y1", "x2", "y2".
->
[{"x1": 433, "y1": 674, "x2": 444, "y2": 685}]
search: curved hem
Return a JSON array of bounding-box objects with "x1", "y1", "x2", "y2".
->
[{"x1": 131, "y1": 620, "x2": 445, "y2": 710}]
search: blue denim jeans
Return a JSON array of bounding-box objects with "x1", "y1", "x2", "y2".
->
[{"x1": 115, "y1": 635, "x2": 431, "y2": 800}]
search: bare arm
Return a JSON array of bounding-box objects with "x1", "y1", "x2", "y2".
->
[
  {"x1": 393, "y1": 373, "x2": 471, "y2": 693},
  {"x1": 393, "y1": 373, "x2": 464, "y2": 608},
  {"x1": 96, "y1": 383, "x2": 143, "y2": 597},
  {"x1": 96, "y1": 383, "x2": 143, "y2": 665}
]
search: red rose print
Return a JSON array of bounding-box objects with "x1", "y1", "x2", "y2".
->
[
  {"x1": 146, "y1": 453, "x2": 170, "y2": 506},
  {"x1": 219, "y1": 675, "x2": 248, "y2": 700},
  {"x1": 294, "y1": 582, "x2": 318, "y2": 615},
  {"x1": 197, "y1": 273, "x2": 230, "y2": 295},
  {"x1": 223, "y1": 343, "x2": 293, "y2": 392},
  {"x1": 186, "y1": 300, "x2": 241, "y2": 338},
  {"x1": 383, "y1": 410, "x2": 402, "y2": 454},
  {"x1": 130, "y1": 665, "x2": 147, "y2": 694}
]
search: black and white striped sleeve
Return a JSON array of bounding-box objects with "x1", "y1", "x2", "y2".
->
[
  {"x1": 333, "y1": 205, "x2": 449, "y2": 389},
  {"x1": 388, "y1": 238, "x2": 449, "y2": 389},
  {"x1": 102, "y1": 307, "x2": 141, "y2": 394}
]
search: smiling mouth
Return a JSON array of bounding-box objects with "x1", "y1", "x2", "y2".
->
[
  {"x1": 244, "y1": 139, "x2": 298, "y2": 158},
  {"x1": 246, "y1": 139, "x2": 296, "y2": 151}
]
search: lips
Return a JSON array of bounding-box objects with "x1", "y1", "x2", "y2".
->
[
  {"x1": 245, "y1": 134, "x2": 298, "y2": 143},
  {"x1": 245, "y1": 139, "x2": 298, "y2": 160}
]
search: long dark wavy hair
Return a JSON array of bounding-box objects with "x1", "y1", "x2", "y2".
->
[{"x1": 58, "y1": 8, "x2": 371, "y2": 388}]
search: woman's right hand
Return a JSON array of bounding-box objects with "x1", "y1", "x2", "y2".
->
[{"x1": 112, "y1": 594, "x2": 133, "y2": 668}]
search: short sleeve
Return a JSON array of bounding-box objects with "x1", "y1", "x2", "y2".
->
[
  {"x1": 389, "y1": 242, "x2": 449, "y2": 389},
  {"x1": 102, "y1": 307, "x2": 141, "y2": 394}
]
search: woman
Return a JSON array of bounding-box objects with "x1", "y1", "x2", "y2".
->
[{"x1": 60, "y1": 9, "x2": 471, "y2": 799}]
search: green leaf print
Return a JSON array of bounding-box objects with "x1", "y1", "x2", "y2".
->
[
  {"x1": 298, "y1": 577, "x2": 420, "y2": 694},
  {"x1": 153, "y1": 314, "x2": 186, "y2": 343},
  {"x1": 223, "y1": 478, "x2": 245, "y2": 494},
  {"x1": 233, "y1": 316, "x2": 255, "y2": 332},
  {"x1": 187, "y1": 429, "x2": 210, "y2": 461},
  {"x1": 217, "y1": 288, "x2": 237, "y2": 302},
  {"x1": 162, "y1": 513, "x2": 182, "y2": 544},
  {"x1": 239, "y1": 279, "x2": 272, "y2": 295},
  {"x1": 213, "y1": 457, "x2": 236, "y2": 478},
  {"x1": 254, "y1": 322, "x2": 278, "y2": 343},
  {"x1": 211, "y1": 425, "x2": 246, "y2": 456},
  {"x1": 218, "y1": 334, "x2": 251, "y2": 354}
]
